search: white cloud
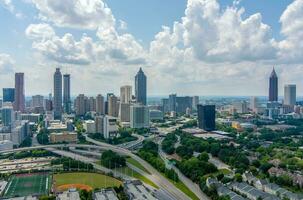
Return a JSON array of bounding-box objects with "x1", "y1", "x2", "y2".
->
[
  {"x1": 25, "y1": 23, "x2": 55, "y2": 40},
  {"x1": 118, "y1": 20, "x2": 128, "y2": 30},
  {"x1": 278, "y1": 0, "x2": 303, "y2": 63},
  {"x1": 31, "y1": 0, "x2": 115, "y2": 30},
  {"x1": 0, "y1": 53, "x2": 15, "y2": 73}
]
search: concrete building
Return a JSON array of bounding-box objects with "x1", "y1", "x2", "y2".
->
[
  {"x1": 14, "y1": 73, "x2": 25, "y2": 112},
  {"x1": 176, "y1": 96, "x2": 193, "y2": 113},
  {"x1": 250, "y1": 96, "x2": 258, "y2": 113},
  {"x1": 57, "y1": 188, "x2": 80, "y2": 200},
  {"x1": 2, "y1": 88, "x2": 15, "y2": 103},
  {"x1": 31, "y1": 95, "x2": 44, "y2": 108},
  {"x1": 1, "y1": 105, "x2": 14, "y2": 127},
  {"x1": 269, "y1": 68, "x2": 278, "y2": 102},
  {"x1": 53, "y1": 68, "x2": 62, "y2": 120},
  {"x1": 161, "y1": 98, "x2": 169, "y2": 113},
  {"x1": 130, "y1": 104, "x2": 150, "y2": 129},
  {"x1": 108, "y1": 94, "x2": 119, "y2": 117},
  {"x1": 119, "y1": 103, "x2": 131, "y2": 122},
  {"x1": 192, "y1": 96, "x2": 199, "y2": 111},
  {"x1": 93, "y1": 189, "x2": 119, "y2": 200},
  {"x1": 284, "y1": 84, "x2": 296, "y2": 106},
  {"x1": 149, "y1": 110, "x2": 164, "y2": 121},
  {"x1": 197, "y1": 104, "x2": 216, "y2": 131},
  {"x1": 84, "y1": 120, "x2": 96, "y2": 134},
  {"x1": 63, "y1": 74, "x2": 71, "y2": 114},
  {"x1": 168, "y1": 94, "x2": 177, "y2": 112},
  {"x1": 50, "y1": 132, "x2": 77, "y2": 143},
  {"x1": 47, "y1": 120, "x2": 67, "y2": 132},
  {"x1": 74, "y1": 94, "x2": 88, "y2": 116},
  {"x1": 233, "y1": 101, "x2": 248, "y2": 114},
  {"x1": 124, "y1": 180, "x2": 158, "y2": 200},
  {"x1": 88, "y1": 97, "x2": 96, "y2": 112},
  {"x1": 11, "y1": 121, "x2": 29, "y2": 145},
  {"x1": 96, "y1": 94, "x2": 105, "y2": 115},
  {"x1": 103, "y1": 115, "x2": 118, "y2": 139},
  {"x1": 20, "y1": 113, "x2": 40, "y2": 123},
  {"x1": 120, "y1": 85, "x2": 132, "y2": 103},
  {"x1": 95, "y1": 116, "x2": 104, "y2": 134},
  {"x1": 135, "y1": 68, "x2": 147, "y2": 105}
]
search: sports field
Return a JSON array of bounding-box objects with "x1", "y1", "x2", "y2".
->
[
  {"x1": 53, "y1": 172, "x2": 122, "y2": 192},
  {"x1": 3, "y1": 173, "x2": 51, "y2": 198}
]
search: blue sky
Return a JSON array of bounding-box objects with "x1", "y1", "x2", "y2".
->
[{"x1": 0, "y1": 0, "x2": 302, "y2": 96}]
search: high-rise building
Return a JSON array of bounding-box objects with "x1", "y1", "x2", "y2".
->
[
  {"x1": 284, "y1": 84, "x2": 296, "y2": 106},
  {"x1": 96, "y1": 94, "x2": 105, "y2": 115},
  {"x1": 269, "y1": 67, "x2": 278, "y2": 102},
  {"x1": 95, "y1": 115, "x2": 104, "y2": 134},
  {"x1": 63, "y1": 74, "x2": 71, "y2": 114},
  {"x1": 31, "y1": 95, "x2": 44, "y2": 108},
  {"x1": 53, "y1": 68, "x2": 62, "y2": 120},
  {"x1": 197, "y1": 104, "x2": 216, "y2": 131},
  {"x1": 119, "y1": 103, "x2": 131, "y2": 122},
  {"x1": 74, "y1": 94, "x2": 88, "y2": 116},
  {"x1": 130, "y1": 104, "x2": 150, "y2": 129},
  {"x1": 232, "y1": 101, "x2": 248, "y2": 114},
  {"x1": 14, "y1": 73, "x2": 25, "y2": 112},
  {"x1": 161, "y1": 98, "x2": 169, "y2": 113},
  {"x1": 192, "y1": 96, "x2": 199, "y2": 111},
  {"x1": 88, "y1": 97, "x2": 96, "y2": 112},
  {"x1": 3, "y1": 88, "x2": 15, "y2": 103},
  {"x1": 1, "y1": 105, "x2": 14, "y2": 127},
  {"x1": 120, "y1": 85, "x2": 132, "y2": 103},
  {"x1": 176, "y1": 96, "x2": 193, "y2": 113},
  {"x1": 135, "y1": 68, "x2": 147, "y2": 105},
  {"x1": 250, "y1": 96, "x2": 258, "y2": 113},
  {"x1": 169, "y1": 94, "x2": 177, "y2": 112},
  {"x1": 108, "y1": 94, "x2": 119, "y2": 117},
  {"x1": 103, "y1": 115, "x2": 118, "y2": 139}
]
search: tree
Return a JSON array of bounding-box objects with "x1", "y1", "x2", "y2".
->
[
  {"x1": 101, "y1": 150, "x2": 126, "y2": 169},
  {"x1": 198, "y1": 152, "x2": 209, "y2": 162},
  {"x1": 234, "y1": 173, "x2": 243, "y2": 182}
]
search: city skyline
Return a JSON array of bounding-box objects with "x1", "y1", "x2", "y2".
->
[{"x1": 0, "y1": 0, "x2": 303, "y2": 96}]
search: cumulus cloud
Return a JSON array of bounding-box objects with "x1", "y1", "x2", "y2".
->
[
  {"x1": 0, "y1": 53, "x2": 15, "y2": 73},
  {"x1": 277, "y1": 0, "x2": 303, "y2": 63},
  {"x1": 31, "y1": 0, "x2": 115, "y2": 30}
]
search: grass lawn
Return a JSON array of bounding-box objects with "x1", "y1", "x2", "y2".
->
[
  {"x1": 126, "y1": 157, "x2": 150, "y2": 174},
  {"x1": 4, "y1": 173, "x2": 51, "y2": 198},
  {"x1": 115, "y1": 166, "x2": 158, "y2": 189},
  {"x1": 53, "y1": 172, "x2": 121, "y2": 190}
]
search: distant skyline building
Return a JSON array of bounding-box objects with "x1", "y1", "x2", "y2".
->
[
  {"x1": 197, "y1": 104, "x2": 216, "y2": 131},
  {"x1": 96, "y1": 94, "x2": 105, "y2": 115},
  {"x1": 31, "y1": 95, "x2": 44, "y2": 108},
  {"x1": 169, "y1": 94, "x2": 177, "y2": 112},
  {"x1": 14, "y1": 73, "x2": 25, "y2": 112},
  {"x1": 120, "y1": 85, "x2": 132, "y2": 103},
  {"x1": 284, "y1": 84, "x2": 296, "y2": 106},
  {"x1": 269, "y1": 68, "x2": 278, "y2": 102},
  {"x1": 53, "y1": 68, "x2": 62, "y2": 120},
  {"x1": 74, "y1": 94, "x2": 88, "y2": 116},
  {"x1": 108, "y1": 94, "x2": 119, "y2": 117},
  {"x1": 63, "y1": 74, "x2": 71, "y2": 114},
  {"x1": 135, "y1": 68, "x2": 147, "y2": 105},
  {"x1": 1, "y1": 105, "x2": 14, "y2": 127},
  {"x1": 3, "y1": 88, "x2": 15, "y2": 103},
  {"x1": 192, "y1": 96, "x2": 199, "y2": 111},
  {"x1": 130, "y1": 104, "x2": 150, "y2": 129}
]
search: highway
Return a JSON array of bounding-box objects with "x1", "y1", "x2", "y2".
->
[{"x1": 0, "y1": 143, "x2": 192, "y2": 200}]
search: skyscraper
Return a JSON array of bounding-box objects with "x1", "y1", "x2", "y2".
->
[
  {"x1": 269, "y1": 67, "x2": 278, "y2": 102},
  {"x1": 53, "y1": 68, "x2": 62, "y2": 120},
  {"x1": 130, "y1": 104, "x2": 150, "y2": 129},
  {"x1": 135, "y1": 68, "x2": 147, "y2": 105},
  {"x1": 120, "y1": 85, "x2": 132, "y2": 103},
  {"x1": 14, "y1": 73, "x2": 25, "y2": 112},
  {"x1": 197, "y1": 104, "x2": 216, "y2": 131},
  {"x1": 108, "y1": 94, "x2": 119, "y2": 117},
  {"x1": 96, "y1": 94, "x2": 105, "y2": 115},
  {"x1": 3, "y1": 88, "x2": 15, "y2": 103},
  {"x1": 63, "y1": 74, "x2": 71, "y2": 114},
  {"x1": 169, "y1": 94, "x2": 177, "y2": 112},
  {"x1": 284, "y1": 84, "x2": 296, "y2": 106}
]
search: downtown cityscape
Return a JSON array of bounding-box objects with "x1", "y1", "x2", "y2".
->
[{"x1": 1, "y1": 0, "x2": 303, "y2": 200}]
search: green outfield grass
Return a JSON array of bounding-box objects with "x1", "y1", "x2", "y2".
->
[
  {"x1": 3, "y1": 173, "x2": 51, "y2": 198},
  {"x1": 53, "y1": 172, "x2": 122, "y2": 189}
]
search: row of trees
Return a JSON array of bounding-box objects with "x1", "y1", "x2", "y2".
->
[
  {"x1": 162, "y1": 133, "x2": 177, "y2": 154},
  {"x1": 101, "y1": 150, "x2": 126, "y2": 169}
]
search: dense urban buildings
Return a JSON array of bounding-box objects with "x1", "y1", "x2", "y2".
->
[
  {"x1": 135, "y1": 68, "x2": 147, "y2": 105},
  {"x1": 197, "y1": 104, "x2": 216, "y2": 131},
  {"x1": 53, "y1": 68, "x2": 62, "y2": 120},
  {"x1": 14, "y1": 73, "x2": 25, "y2": 112},
  {"x1": 269, "y1": 68, "x2": 278, "y2": 102},
  {"x1": 63, "y1": 74, "x2": 71, "y2": 114}
]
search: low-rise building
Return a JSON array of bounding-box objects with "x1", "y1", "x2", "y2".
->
[
  {"x1": 149, "y1": 110, "x2": 164, "y2": 121},
  {"x1": 50, "y1": 132, "x2": 77, "y2": 143},
  {"x1": 84, "y1": 120, "x2": 96, "y2": 134},
  {"x1": 0, "y1": 140, "x2": 13, "y2": 150},
  {"x1": 57, "y1": 188, "x2": 80, "y2": 200},
  {"x1": 93, "y1": 189, "x2": 119, "y2": 200},
  {"x1": 124, "y1": 180, "x2": 158, "y2": 200}
]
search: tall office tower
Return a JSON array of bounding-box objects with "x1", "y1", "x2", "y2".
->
[
  {"x1": 284, "y1": 84, "x2": 296, "y2": 106},
  {"x1": 74, "y1": 94, "x2": 88, "y2": 116},
  {"x1": 135, "y1": 68, "x2": 147, "y2": 105},
  {"x1": 96, "y1": 94, "x2": 105, "y2": 115},
  {"x1": 119, "y1": 103, "x2": 131, "y2": 122},
  {"x1": 161, "y1": 98, "x2": 169, "y2": 113},
  {"x1": 14, "y1": 73, "x2": 25, "y2": 112},
  {"x1": 31, "y1": 95, "x2": 44, "y2": 108},
  {"x1": 130, "y1": 104, "x2": 150, "y2": 129},
  {"x1": 120, "y1": 85, "x2": 132, "y2": 103},
  {"x1": 197, "y1": 104, "x2": 216, "y2": 131},
  {"x1": 3, "y1": 88, "x2": 15, "y2": 103},
  {"x1": 108, "y1": 94, "x2": 119, "y2": 117},
  {"x1": 176, "y1": 96, "x2": 193, "y2": 113},
  {"x1": 169, "y1": 94, "x2": 177, "y2": 112},
  {"x1": 269, "y1": 67, "x2": 278, "y2": 102},
  {"x1": 1, "y1": 105, "x2": 14, "y2": 127},
  {"x1": 192, "y1": 96, "x2": 199, "y2": 111},
  {"x1": 250, "y1": 96, "x2": 258, "y2": 112},
  {"x1": 53, "y1": 68, "x2": 62, "y2": 120},
  {"x1": 88, "y1": 97, "x2": 96, "y2": 112},
  {"x1": 233, "y1": 101, "x2": 248, "y2": 114},
  {"x1": 63, "y1": 74, "x2": 71, "y2": 114}
]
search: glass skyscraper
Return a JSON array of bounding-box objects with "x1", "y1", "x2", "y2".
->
[
  {"x1": 2, "y1": 88, "x2": 15, "y2": 103},
  {"x1": 269, "y1": 68, "x2": 278, "y2": 102},
  {"x1": 135, "y1": 68, "x2": 147, "y2": 105}
]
